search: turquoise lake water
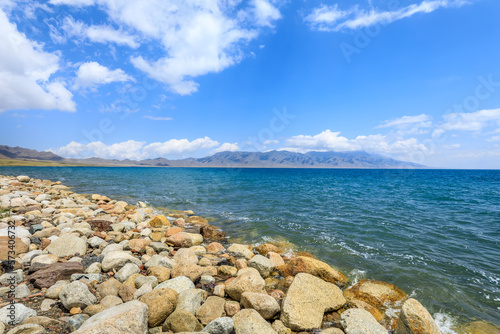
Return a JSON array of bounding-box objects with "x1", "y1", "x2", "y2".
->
[{"x1": 1, "y1": 167, "x2": 499, "y2": 330}]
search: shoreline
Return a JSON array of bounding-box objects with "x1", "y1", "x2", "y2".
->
[{"x1": 0, "y1": 173, "x2": 498, "y2": 334}]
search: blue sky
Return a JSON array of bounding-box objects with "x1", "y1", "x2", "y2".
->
[{"x1": 1, "y1": 0, "x2": 500, "y2": 168}]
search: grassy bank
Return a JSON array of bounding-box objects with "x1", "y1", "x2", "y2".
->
[{"x1": 0, "y1": 159, "x2": 88, "y2": 167}]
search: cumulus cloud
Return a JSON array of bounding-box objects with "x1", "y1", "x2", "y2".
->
[
  {"x1": 282, "y1": 129, "x2": 427, "y2": 155},
  {"x1": 212, "y1": 142, "x2": 240, "y2": 154},
  {"x1": 52, "y1": 137, "x2": 220, "y2": 159},
  {"x1": 49, "y1": 0, "x2": 282, "y2": 95},
  {"x1": 73, "y1": 61, "x2": 133, "y2": 90},
  {"x1": 0, "y1": 9, "x2": 75, "y2": 112},
  {"x1": 305, "y1": 0, "x2": 467, "y2": 32},
  {"x1": 440, "y1": 108, "x2": 500, "y2": 132}
]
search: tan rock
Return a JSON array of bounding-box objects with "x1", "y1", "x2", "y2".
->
[
  {"x1": 96, "y1": 278, "x2": 122, "y2": 298},
  {"x1": 279, "y1": 256, "x2": 347, "y2": 286},
  {"x1": 343, "y1": 279, "x2": 407, "y2": 310},
  {"x1": 166, "y1": 232, "x2": 193, "y2": 248},
  {"x1": 70, "y1": 307, "x2": 82, "y2": 315},
  {"x1": 138, "y1": 288, "x2": 178, "y2": 327},
  {"x1": 206, "y1": 242, "x2": 225, "y2": 254},
  {"x1": 150, "y1": 215, "x2": 171, "y2": 227},
  {"x1": 196, "y1": 296, "x2": 226, "y2": 325},
  {"x1": 458, "y1": 321, "x2": 500, "y2": 334},
  {"x1": 162, "y1": 309, "x2": 203, "y2": 332},
  {"x1": 396, "y1": 298, "x2": 441, "y2": 334},
  {"x1": 256, "y1": 244, "x2": 282, "y2": 255},
  {"x1": 348, "y1": 299, "x2": 384, "y2": 322},
  {"x1": 166, "y1": 226, "x2": 183, "y2": 237},
  {"x1": 225, "y1": 300, "x2": 241, "y2": 317},
  {"x1": 186, "y1": 216, "x2": 208, "y2": 225},
  {"x1": 267, "y1": 252, "x2": 285, "y2": 268},
  {"x1": 226, "y1": 267, "x2": 266, "y2": 301},
  {"x1": 241, "y1": 292, "x2": 280, "y2": 320},
  {"x1": 0, "y1": 237, "x2": 28, "y2": 261},
  {"x1": 218, "y1": 265, "x2": 238, "y2": 277},
  {"x1": 233, "y1": 309, "x2": 277, "y2": 334},
  {"x1": 118, "y1": 285, "x2": 136, "y2": 303},
  {"x1": 147, "y1": 266, "x2": 171, "y2": 282}
]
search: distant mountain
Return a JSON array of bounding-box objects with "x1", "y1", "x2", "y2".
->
[{"x1": 0, "y1": 145, "x2": 424, "y2": 168}]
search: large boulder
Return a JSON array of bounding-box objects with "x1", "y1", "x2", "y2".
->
[
  {"x1": 45, "y1": 234, "x2": 87, "y2": 258},
  {"x1": 241, "y1": 292, "x2": 280, "y2": 320},
  {"x1": 343, "y1": 279, "x2": 407, "y2": 309},
  {"x1": 59, "y1": 281, "x2": 97, "y2": 310},
  {"x1": 138, "y1": 288, "x2": 178, "y2": 327},
  {"x1": 73, "y1": 300, "x2": 148, "y2": 334},
  {"x1": 28, "y1": 262, "x2": 83, "y2": 289},
  {"x1": 279, "y1": 256, "x2": 347, "y2": 286},
  {"x1": 396, "y1": 298, "x2": 441, "y2": 334},
  {"x1": 165, "y1": 232, "x2": 193, "y2": 248},
  {"x1": 101, "y1": 251, "x2": 142, "y2": 272},
  {"x1": 200, "y1": 225, "x2": 226, "y2": 241},
  {"x1": 233, "y1": 309, "x2": 277, "y2": 334},
  {"x1": 340, "y1": 308, "x2": 388, "y2": 334},
  {"x1": 226, "y1": 268, "x2": 265, "y2": 301},
  {"x1": 280, "y1": 273, "x2": 346, "y2": 331}
]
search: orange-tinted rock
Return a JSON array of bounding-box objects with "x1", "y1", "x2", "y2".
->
[
  {"x1": 206, "y1": 242, "x2": 225, "y2": 254},
  {"x1": 279, "y1": 256, "x2": 347, "y2": 286},
  {"x1": 344, "y1": 279, "x2": 407, "y2": 310},
  {"x1": 0, "y1": 237, "x2": 28, "y2": 260},
  {"x1": 347, "y1": 299, "x2": 384, "y2": 322},
  {"x1": 150, "y1": 215, "x2": 171, "y2": 228},
  {"x1": 88, "y1": 220, "x2": 113, "y2": 231},
  {"x1": 166, "y1": 232, "x2": 193, "y2": 248},
  {"x1": 166, "y1": 227, "x2": 183, "y2": 237},
  {"x1": 186, "y1": 216, "x2": 208, "y2": 226},
  {"x1": 200, "y1": 225, "x2": 225, "y2": 241},
  {"x1": 255, "y1": 244, "x2": 282, "y2": 255}
]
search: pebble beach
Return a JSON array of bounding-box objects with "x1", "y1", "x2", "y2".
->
[{"x1": 0, "y1": 174, "x2": 498, "y2": 334}]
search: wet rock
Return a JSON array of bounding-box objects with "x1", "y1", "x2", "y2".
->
[
  {"x1": 396, "y1": 298, "x2": 441, "y2": 334},
  {"x1": 233, "y1": 309, "x2": 277, "y2": 334},
  {"x1": 343, "y1": 279, "x2": 407, "y2": 310},
  {"x1": 162, "y1": 309, "x2": 203, "y2": 333},
  {"x1": 281, "y1": 273, "x2": 346, "y2": 331},
  {"x1": 138, "y1": 288, "x2": 178, "y2": 327},
  {"x1": 196, "y1": 296, "x2": 226, "y2": 325},
  {"x1": 256, "y1": 244, "x2": 282, "y2": 256},
  {"x1": 73, "y1": 300, "x2": 148, "y2": 334},
  {"x1": 241, "y1": 292, "x2": 280, "y2": 320},
  {"x1": 28, "y1": 262, "x2": 83, "y2": 288},
  {"x1": 340, "y1": 308, "x2": 388, "y2": 334},
  {"x1": 200, "y1": 225, "x2": 226, "y2": 241},
  {"x1": 226, "y1": 267, "x2": 266, "y2": 301},
  {"x1": 59, "y1": 281, "x2": 97, "y2": 310},
  {"x1": 45, "y1": 234, "x2": 87, "y2": 258},
  {"x1": 279, "y1": 256, "x2": 347, "y2": 286}
]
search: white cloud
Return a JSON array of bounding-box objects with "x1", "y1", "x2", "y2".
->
[
  {"x1": 305, "y1": 0, "x2": 467, "y2": 32},
  {"x1": 49, "y1": 0, "x2": 282, "y2": 95},
  {"x1": 52, "y1": 137, "x2": 220, "y2": 159},
  {"x1": 144, "y1": 115, "x2": 173, "y2": 121},
  {"x1": 282, "y1": 129, "x2": 427, "y2": 155},
  {"x1": 440, "y1": 108, "x2": 500, "y2": 132},
  {"x1": 73, "y1": 61, "x2": 133, "y2": 90},
  {"x1": 212, "y1": 142, "x2": 240, "y2": 153},
  {"x1": 57, "y1": 16, "x2": 139, "y2": 48},
  {"x1": 263, "y1": 139, "x2": 279, "y2": 145},
  {"x1": 0, "y1": 9, "x2": 75, "y2": 112},
  {"x1": 377, "y1": 114, "x2": 431, "y2": 128}
]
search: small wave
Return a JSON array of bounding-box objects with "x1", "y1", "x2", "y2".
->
[
  {"x1": 348, "y1": 269, "x2": 366, "y2": 287},
  {"x1": 434, "y1": 312, "x2": 459, "y2": 334}
]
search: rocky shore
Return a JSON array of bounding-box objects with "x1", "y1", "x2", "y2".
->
[{"x1": 0, "y1": 174, "x2": 498, "y2": 334}]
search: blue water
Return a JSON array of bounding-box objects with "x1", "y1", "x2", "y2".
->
[{"x1": 1, "y1": 167, "x2": 499, "y2": 327}]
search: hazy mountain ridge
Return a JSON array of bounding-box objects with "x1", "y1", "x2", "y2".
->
[{"x1": 0, "y1": 145, "x2": 424, "y2": 168}]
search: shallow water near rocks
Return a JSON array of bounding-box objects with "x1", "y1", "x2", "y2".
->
[{"x1": 1, "y1": 167, "x2": 499, "y2": 330}]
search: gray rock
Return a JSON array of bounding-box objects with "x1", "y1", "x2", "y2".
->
[
  {"x1": 46, "y1": 234, "x2": 87, "y2": 258},
  {"x1": 73, "y1": 300, "x2": 148, "y2": 334},
  {"x1": 64, "y1": 314, "x2": 89, "y2": 332},
  {"x1": 200, "y1": 275, "x2": 215, "y2": 285},
  {"x1": 134, "y1": 275, "x2": 158, "y2": 289},
  {"x1": 35, "y1": 194, "x2": 52, "y2": 202},
  {"x1": 45, "y1": 280, "x2": 70, "y2": 299},
  {"x1": 241, "y1": 292, "x2": 280, "y2": 320},
  {"x1": 202, "y1": 316, "x2": 234, "y2": 334},
  {"x1": 101, "y1": 251, "x2": 141, "y2": 272},
  {"x1": 144, "y1": 255, "x2": 176, "y2": 269},
  {"x1": 177, "y1": 288, "x2": 208, "y2": 315},
  {"x1": 40, "y1": 299, "x2": 57, "y2": 312},
  {"x1": 233, "y1": 309, "x2": 277, "y2": 334},
  {"x1": 85, "y1": 263, "x2": 102, "y2": 274},
  {"x1": 6, "y1": 323, "x2": 46, "y2": 334},
  {"x1": 248, "y1": 255, "x2": 274, "y2": 278},
  {"x1": 0, "y1": 270, "x2": 23, "y2": 285},
  {"x1": 28, "y1": 224, "x2": 44, "y2": 235},
  {"x1": 149, "y1": 242, "x2": 171, "y2": 253},
  {"x1": 59, "y1": 281, "x2": 97, "y2": 310},
  {"x1": 87, "y1": 237, "x2": 105, "y2": 248},
  {"x1": 340, "y1": 308, "x2": 388, "y2": 334},
  {"x1": 100, "y1": 295, "x2": 123, "y2": 309},
  {"x1": 0, "y1": 304, "x2": 37, "y2": 325},
  {"x1": 14, "y1": 284, "x2": 30, "y2": 299},
  {"x1": 281, "y1": 273, "x2": 346, "y2": 331},
  {"x1": 133, "y1": 283, "x2": 152, "y2": 300},
  {"x1": 21, "y1": 250, "x2": 42, "y2": 263},
  {"x1": 154, "y1": 276, "x2": 194, "y2": 294},
  {"x1": 70, "y1": 274, "x2": 104, "y2": 283},
  {"x1": 101, "y1": 244, "x2": 123, "y2": 256},
  {"x1": 115, "y1": 263, "x2": 140, "y2": 282}
]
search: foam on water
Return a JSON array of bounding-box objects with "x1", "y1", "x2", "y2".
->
[{"x1": 434, "y1": 312, "x2": 459, "y2": 334}]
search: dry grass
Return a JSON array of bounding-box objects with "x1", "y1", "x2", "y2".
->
[{"x1": 0, "y1": 159, "x2": 88, "y2": 166}]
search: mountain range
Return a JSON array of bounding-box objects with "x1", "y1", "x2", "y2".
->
[{"x1": 0, "y1": 145, "x2": 424, "y2": 168}]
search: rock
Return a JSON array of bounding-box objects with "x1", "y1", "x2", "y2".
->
[
  {"x1": 0, "y1": 304, "x2": 36, "y2": 325},
  {"x1": 0, "y1": 270, "x2": 23, "y2": 285},
  {"x1": 133, "y1": 282, "x2": 152, "y2": 299},
  {"x1": 279, "y1": 256, "x2": 347, "y2": 286},
  {"x1": 125, "y1": 239, "x2": 150, "y2": 253},
  {"x1": 227, "y1": 244, "x2": 254, "y2": 260},
  {"x1": 65, "y1": 314, "x2": 89, "y2": 332},
  {"x1": 16, "y1": 176, "x2": 30, "y2": 182},
  {"x1": 73, "y1": 300, "x2": 148, "y2": 334},
  {"x1": 202, "y1": 317, "x2": 234, "y2": 334},
  {"x1": 118, "y1": 285, "x2": 136, "y2": 303},
  {"x1": 321, "y1": 328, "x2": 344, "y2": 334},
  {"x1": 200, "y1": 225, "x2": 226, "y2": 241},
  {"x1": 45, "y1": 234, "x2": 87, "y2": 258},
  {"x1": 155, "y1": 276, "x2": 195, "y2": 294},
  {"x1": 28, "y1": 262, "x2": 83, "y2": 288},
  {"x1": 171, "y1": 263, "x2": 207, "y2": 282},
  {"x1": 147, "y1": 266, "x2": 170, "y2": 282},
  {"x1": 31, "y1": 254, "x2": 59, "y2": 267},
  {"x1": 267, "y1": 252, "x2": 284, "y2": 268},
  {"x1": 166, "y1": 232, "x2": 193, "y2": 248},
  {"x1": 85, "y1": 263, "x2": 102, "y2": 274},
  {"x1": 396, "y1": 298, "x2": 441, "y2": 334},
  {"x1": 347, "y1": 299, "x2": 384, "y2": 323},
  {"x1": 59, "y1": 281, "x2": 97, "y2": 310},
  {"x1": 87, "y1": 237, "x2": 105, "y2": 249},
  {"x1": 226, "y1": 267, "x2": 265, "y2": 301},
  {"x1": 96, "y1": 278, "x2": 122, "y2": 298},
  {"x1": 233, "y1": 309, "x2": 277, "y2": 334},
  {"x1": 123, "y1": 273, "x2": 141, "y2": 288},
  {"x1": 162, "y1": 309, "x2": 203, "y2": 333},
  {"x1": 186, "y1": 216, "x2": 208, "y2": 225},
  {"x1": 177, "y1": 289, "x2": 208, "y2": 315},
  {"x1": 149, "y1": 215, "x2": 171, "y2": 227},
  {"x1": 281, "y1": 273, "x2": 346, "y2": 331},
  {"x1": 186, "y1": 232, "x2": 203, "y2": 245},
  {"x1": 139, "y1": 288, "x2": 178, "y2": 327},
  {"x1": 83, "y1": 305, "x2": 105, "y2": 317},
  {"x1": 459, "y1": 321, "x2": 500, "y2": 334},
  {"x1": 115, "y1": 263, "x2": 140, "y2": 282},
  {"x1": 343, "y1": 279, "x2": 407, "y2": 309},
  {"x1": 40, "y1": 299, "x2": 57, "y2": 312},
  {"x1": 21, "y1": 316, "x2": 62, "y2": 327},
  {"x1": 45, "y1": 280, "x2": 70, "y2": 299},
  {"x1": 196, "y1": 296, "x2": 226, "y2": 325},
  {"x1": 0, "y1": 237, "x2": 28, "y2": 261},
  {"x1": 218, "y1": 265, "x2": 238, "y2": 277},
  {"x1": 166, "y1": 226, "x2": 183, "y2": 237},
  {"x1": 144, "y1": 255, "x2": 176, "y2": 269},
  {"x1": 173, "y1": 248, "x2": 199, "y2": 265},
  {"x1": 14, "y1": 284, "x2": 30, "y2": 298},
  {"x1": 70, "y1": 273, "x2": 103, "y2": 283},
  {"x1": 272, "y1": 320, "x2": 292, "y2": 334},
  {"x1": 206, "y1": 242, "x2": 225, "y2": 254},
  {"x1": 22, "y1": 250, "x2": 42, "y2": 263},
  {"x1": 101, "y1": 251, "x2": 142, "y2": 272},
  {"x1": 340, "y1": 308, "x2": 388, "y2": 334},
  {"x1": 100, "y1": 295, "x2": 123, "y2": 309},
  {"x1": 241, "y1": 292, "x2": 280, "y2": 320},
  {"x1": 135, "y1": 275, "x2": 158, "y2": 289},
  {"x1": 256, "y1": 244, "x2": 282, "y2": 256},
  {"x1": 6, "y1": 324, "x2": 46, "y2": 334},
  {"x1": 248, "y1": 255, "x2": 274, "y2": 278}
]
